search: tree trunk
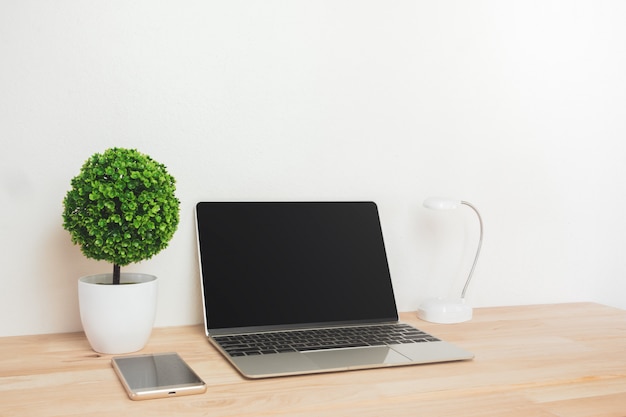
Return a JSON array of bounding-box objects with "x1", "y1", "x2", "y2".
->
[{"x1": 113, "y1": 264, "x2": 121, "y2": 285}]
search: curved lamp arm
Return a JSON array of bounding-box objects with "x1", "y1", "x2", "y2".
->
[{"x1": 459, "y1": 201, "x2": 483, "y2": 299}]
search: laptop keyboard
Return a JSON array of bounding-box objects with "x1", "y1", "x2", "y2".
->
[{"x1": 213, "y1": 323, "x2": 440, "y2": 357}]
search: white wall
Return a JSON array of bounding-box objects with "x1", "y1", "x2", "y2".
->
[{"x1": 1, "y1": 0, "x2": 625, "y2": 337}]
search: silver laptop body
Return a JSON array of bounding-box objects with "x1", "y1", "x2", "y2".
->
[{"x1": 195, "y1": 202, "x2": 473, "y2": 379}]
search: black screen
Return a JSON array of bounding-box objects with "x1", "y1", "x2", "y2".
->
[{"x1": 196, "y1": 202, "x2": 398, "y2": 331}]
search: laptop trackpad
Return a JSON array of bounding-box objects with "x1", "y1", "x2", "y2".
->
[{"x1": 304, "y1": 346, "x2": 410, "y2": 369}]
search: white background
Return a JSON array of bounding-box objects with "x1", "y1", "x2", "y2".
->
[{"x1": 1, "y1": 0, "x2": 625, "y2": 336}]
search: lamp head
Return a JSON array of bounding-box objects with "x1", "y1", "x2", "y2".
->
[{"x1": 423, "y1": 197, "x2": 462, "y2": 210}]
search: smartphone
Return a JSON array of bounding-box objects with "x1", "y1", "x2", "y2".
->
[{"x1": 111, "y1": 352, "x2": 207, "y2": 400}]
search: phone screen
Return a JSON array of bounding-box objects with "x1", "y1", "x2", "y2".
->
[{"x1": 112, "y1": 352, "x2": 206, "y2": 400}]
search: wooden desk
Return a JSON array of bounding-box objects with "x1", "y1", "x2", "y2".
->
[{"x1": 2, "y1": 303, "x2": 626, "y2": 416}]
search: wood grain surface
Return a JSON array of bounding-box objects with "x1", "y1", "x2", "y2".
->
[{"x1": 2, "y1": 303, "x2": 626, "y2": 416}]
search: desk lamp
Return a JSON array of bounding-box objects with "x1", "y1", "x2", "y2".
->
[{"x1": 418, "y1": 197, "x2": 483, "y2": 324}]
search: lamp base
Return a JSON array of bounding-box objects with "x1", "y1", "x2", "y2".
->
[{"x1": 417, "y1": 298, "x2": 472, "y2": 324}]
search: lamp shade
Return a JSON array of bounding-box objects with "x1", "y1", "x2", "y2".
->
[{"x1": 423, "y1": 197, "x2": 461, "y2": 210}]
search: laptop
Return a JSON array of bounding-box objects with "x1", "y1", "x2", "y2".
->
[{"x1": 195, "y1": 201, "x2": 473, "y2": 378}]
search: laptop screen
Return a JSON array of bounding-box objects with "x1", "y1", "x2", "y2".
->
[{"x1": 196, "y1": 202, "x2": 399, "y2": 331}]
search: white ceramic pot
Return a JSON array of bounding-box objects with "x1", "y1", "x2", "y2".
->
[{"x1": 78, "y1": 273, "x2": 158, "y2": 354}]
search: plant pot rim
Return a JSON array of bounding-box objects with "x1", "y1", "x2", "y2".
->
[{"x1": 79, "y1": 273, "x2": 157, "y2": 285}]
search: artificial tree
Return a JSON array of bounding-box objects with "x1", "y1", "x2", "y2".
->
[{"x1": 63, "y1": 148, "x2": 180, "y2": 284}]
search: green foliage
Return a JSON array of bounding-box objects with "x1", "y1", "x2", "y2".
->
[{"x1": 63, "y1": 148, "x2": 180, "y2": 267}]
